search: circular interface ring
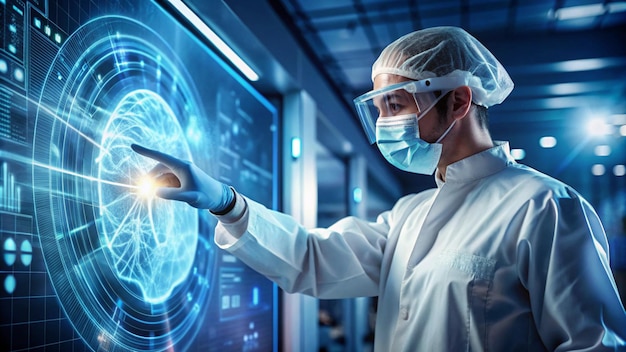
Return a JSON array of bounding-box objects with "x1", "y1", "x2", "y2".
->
[{"x1": 32, "y1": 16, "x2": 214, "y2": 351}]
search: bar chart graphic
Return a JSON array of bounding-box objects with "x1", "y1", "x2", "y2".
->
[{"x1": 0, "y1": 161, "x2": 21, "y2": 213}]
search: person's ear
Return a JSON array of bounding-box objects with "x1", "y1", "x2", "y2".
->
[{"x1": 449, "y1": 86, "x2": 472, "y2": 120}]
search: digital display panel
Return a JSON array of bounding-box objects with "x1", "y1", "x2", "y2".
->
[{"x1": 0, "y1": 0, "x2": 278, "y2": 351}]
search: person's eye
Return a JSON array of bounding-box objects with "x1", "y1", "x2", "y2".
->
[{"x1": 389, "y1": 103, "x2": 403, "y2": 113}]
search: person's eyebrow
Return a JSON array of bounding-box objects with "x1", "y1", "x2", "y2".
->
[{"x1": 375, "y1": 92, "x2": 409, "y2": 107}]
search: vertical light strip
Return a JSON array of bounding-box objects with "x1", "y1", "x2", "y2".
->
[{"x1": 167, "y1": 0, "x2": 259, "y2": 81}]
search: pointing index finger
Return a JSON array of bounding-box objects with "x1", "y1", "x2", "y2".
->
[{"x1": 131, "y1": 144, "x2": 184, "y2": 169}]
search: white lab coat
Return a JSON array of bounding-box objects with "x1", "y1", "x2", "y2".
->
[{"x1": 214, "y1": 142, "x2": 626, "y2": 351}]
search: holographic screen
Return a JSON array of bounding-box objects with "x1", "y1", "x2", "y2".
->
[
  {"x1": 31, "y1": 16, "x2": 214, "y2": 350},
  {"x1": 1, "y1": 1, "x2": 277, "y2": 351}
]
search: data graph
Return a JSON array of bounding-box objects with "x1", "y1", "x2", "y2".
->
[{"x1": 0, "y1": 162, "x2": 21, "y2": 213}]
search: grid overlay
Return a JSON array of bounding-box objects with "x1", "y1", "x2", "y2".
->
[
  {"x1": 1, "y1": 0, "x2": 95, "y2": 350},
  {"x1": 1, "y1": 211, "x2": 87, "y2": 351}
]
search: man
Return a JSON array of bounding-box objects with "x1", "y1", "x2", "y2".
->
[{"x1": 133, "y1": 26, "x2": 626, "y2": 351}]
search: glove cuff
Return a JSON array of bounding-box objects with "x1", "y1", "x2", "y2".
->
[{"x1": 210, "y1": 186, "x2": 237, "y2": 215}]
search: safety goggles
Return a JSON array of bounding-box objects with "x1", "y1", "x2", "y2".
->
[{"x1": 353, "y1": 76, "x2": 467, "y2": 144}]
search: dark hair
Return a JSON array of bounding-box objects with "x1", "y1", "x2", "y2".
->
[{"x1": 434, "y1": 91, "x2": 489, "y2": 129}]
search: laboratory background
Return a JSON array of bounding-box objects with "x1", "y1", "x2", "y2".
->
[{"x1": 0, "y1": 0, "x2": 624, "y2": 351}]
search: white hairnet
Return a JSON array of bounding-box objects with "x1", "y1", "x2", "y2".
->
[{"x1": 371, "y1": 26, "x2": 513, "y2": 107}]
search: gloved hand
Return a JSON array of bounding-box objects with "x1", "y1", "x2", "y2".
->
[{"x1": 131, "y1": 144, "x2": 234, "y2": 213}]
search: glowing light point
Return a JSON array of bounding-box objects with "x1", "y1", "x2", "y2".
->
[
  {"x1": 352, "y1": 187, "x2": 362, "y2": 204},
  {"x1": 14, "y1": 68, "x2": 24, "y2": 82},
  {"x1": 587, "y1": 118, "x2": 612, "y2": 136},
  {"x1": 20, "y1": 240, "x2": 33, "y2": 267},
  {"x1": 137, "y1": 176, "x2": 157, "y2": 197},
  {"x1": 3, "y1": 238, "x2": 16, "y2": 266},
  {"x1": 4, "y1": 275, "x2": 16, "y2": 294}
]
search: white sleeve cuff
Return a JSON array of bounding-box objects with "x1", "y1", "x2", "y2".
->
[{"x1": 213, "y1": 192, "x2": 249, "y2": 245}]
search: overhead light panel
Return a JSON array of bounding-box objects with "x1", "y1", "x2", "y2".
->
[
  {"x1": 555, "y1": 58, "x2": 608, "y2": 72},
  {"x1": 608, "y1": 2, "x2": 626, "y2": 13},
  {"x1": 554, "y1": 4, "x2": 605, "y2": 20},
  {"x1": 167, "y1": 0, "x2": 259, "y2": 81},
  {"x1": 511, "y1": 148, "x2": 526, "y2": 160},
  {"x1": 612, "y1": 114, "x2": 626, "y2": 125},
  {"x1": 591, "y1": 164, "x2": 606, "y2": 176},
  {"x1": 539, "y1": 136, "x2": 557, "y2": 148},
  {"x1": 594, "y1": 145, "x2": 611, "y2": 157},
  {"x1": 552, "y1": 2, "x2": 626, "y2": 20},
  {"x1": 614, "y1": 165, "x2": 626, "y2": 177}
]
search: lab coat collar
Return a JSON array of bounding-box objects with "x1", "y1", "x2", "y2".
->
[{"x1": 435, "y1": 141, "x2": 515, "y2": 187}]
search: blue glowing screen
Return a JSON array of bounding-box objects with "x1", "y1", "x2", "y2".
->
[{"x1": 0, "y1": 0, "x2": 278, "y2": 350}]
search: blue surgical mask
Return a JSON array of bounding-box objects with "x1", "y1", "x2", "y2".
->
[{"x1": 375, "y1": 113, "x2": 456, "y2": 175}]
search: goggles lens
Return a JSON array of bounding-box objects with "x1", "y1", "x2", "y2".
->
[
  {"x1": 353, "y1": 76, "x2": 467, "y2": 144},
  {"x1": 353, "y1": 82, "x2": 437, "y2": 144}
]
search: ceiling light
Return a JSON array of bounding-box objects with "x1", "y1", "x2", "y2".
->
[
  {"x1": 539, "y1": 136, "x2": 557, "y2": 148},
  {"x1": 612, "y1": 114, "x2": 626, "y2": 125},
  {"x1": 555, "y1": 58, "x2": 606, "y2": 72},
  {"x1": 607, "y1": 2, "x2": 626, "y2": 13},
  {"x1": 594, "y1": 145, "x2": 611, "y2": 157},
  {"x1": 511, "y1": 148, "x2": 526, "y2": 160},
  {"x1": 620, "y1": 125, "x2": 626, "y2": 136},
  {"x1": 167, "y1": 0, "x2": 259, "y2": 81},
  {"x1": 552, "y1": 2, "x2": 626, "y2": 20},
  {"x1": 614, "y1": 165, "x2": 626, "y2": 177},
  {"x1": 591, "y1": 164, "x2": 606, "y2": 176},
  {"x1": 586, "y1": 118, "x2": 613, "y2": 136},
  {"x1": 554, "y1": 4, "x2": 605, "y2": 20},
  {"x1": 547, "y1": 82, "x2": 587, "y2": 95}
]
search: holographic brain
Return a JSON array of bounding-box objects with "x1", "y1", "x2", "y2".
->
[{"x1": 97, "y1": 89, "x2": 197, "y2": 304}]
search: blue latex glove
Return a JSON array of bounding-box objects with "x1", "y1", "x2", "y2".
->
[{"x1": 131, "y1": 144, "x2": 234, "y2": 212}]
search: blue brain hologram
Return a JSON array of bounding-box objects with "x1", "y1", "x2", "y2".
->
[
  {"x1": 98, "y1": 89, "x2": 197, "y2": 304},
  {"x1": 31, "y1": 16, "x2": 216, "y2": 351}
]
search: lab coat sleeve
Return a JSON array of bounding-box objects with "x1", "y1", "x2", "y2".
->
[
  {"x1": 516, "y1": 188, "x2": 626, "y2": 351},
  {"x1": 214, "y1": 195, "x2": 391, "y2": 299}
]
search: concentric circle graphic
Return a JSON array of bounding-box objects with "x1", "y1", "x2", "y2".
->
[{"x1": 32, "y1": 16, "x2": 215, "y2": 351}]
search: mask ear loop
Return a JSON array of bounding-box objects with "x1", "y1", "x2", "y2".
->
[
  {"x1": 413, "y1": 89, "x2": 450, "y2": 122},
  {"x1": 435, "y1": 119, "x2": 456, "y2": 143},
  {"x1": 410, "y1": 89, "x2": 456, "y2": 143}
]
